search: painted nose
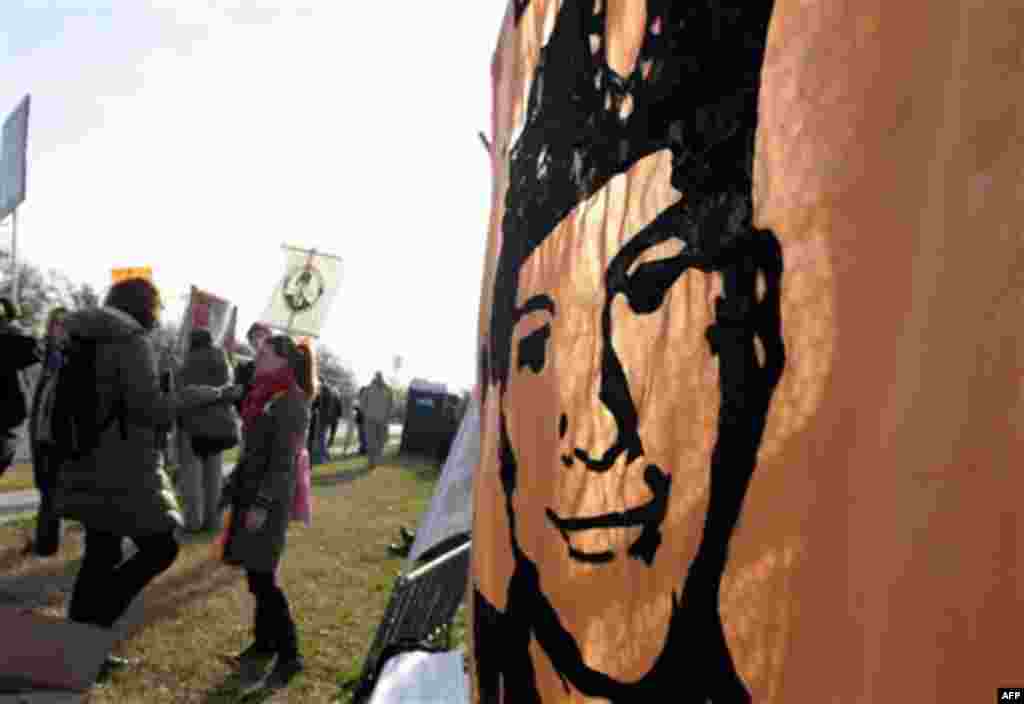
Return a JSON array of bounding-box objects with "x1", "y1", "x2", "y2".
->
[{"x1": 558, "y1": 413, "x2": 574, "y2": 468}]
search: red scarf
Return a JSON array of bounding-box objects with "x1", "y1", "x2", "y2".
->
[{"x1": 240, "y1": 364, "x2": 297, "y2": 432}]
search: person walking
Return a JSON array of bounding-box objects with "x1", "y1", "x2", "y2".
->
[
  {"x1": 220, "y1": 334, "x2": 315, "y2": 695},
  {"x1": 358, "y1": 372, "x2": 393, "y2": 469},
  {"x1": 315, "y1": 380, "x2": 332, "y2": 461},
  {"x1": 25, "y1": 306, "x2": 68, "y2": 556},
  {"x1": 53, "y1": 278, "x2": 238, "y2": 679},
  {"x1": 0, "y1": 297, "x2": 40, "y2": 476},
  {"x1": 326, "y1": 385, "x2": 343, "y2": 449},
  {"x1": 306, "y1": 386, "x2": 322, "y2": 465},
  {"x1": 178, "y1": 328, "x2": 232, "y2": 533}
]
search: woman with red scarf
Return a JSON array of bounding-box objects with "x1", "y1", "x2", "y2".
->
[{"x1": 220, "y1": 333, "x2": 316, "y2": 695}]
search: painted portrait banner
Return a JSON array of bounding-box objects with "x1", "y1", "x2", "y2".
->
[
  {"x1": 471, "y1": 2, "x2": 1022, "y2": 703},
  {"x1": 261, "y1": 245, "x2": 342, "y2": 338}
]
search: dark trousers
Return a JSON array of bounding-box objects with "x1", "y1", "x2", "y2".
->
[
  {"x1": 357, "y1": 422, "x2": 367, "y2": 454},
  {"x1": 246, "y1": 570, "x2": 299, "y2": 658},
  {"x1": 68, "y1": 529, "x2": 179, "y2": 629},
  {"x1": 307, "y1": 415, "x2": 322, "y2": 464},
  {"x1": 32, "y1": 447, "x2": 61, "y2": 555}
]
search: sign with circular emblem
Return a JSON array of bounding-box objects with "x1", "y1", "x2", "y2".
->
[{"x1": 281, "y1": 265, "x2": 325, "y2": 313}]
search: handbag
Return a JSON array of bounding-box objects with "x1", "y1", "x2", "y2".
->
[{"x1": 182, "y1": 402, "x2": 241, "y2": 459}]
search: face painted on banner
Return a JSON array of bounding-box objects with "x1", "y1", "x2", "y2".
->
[
  {"x1": 473, "y1": 1, "x2": 785, "y2": 701},
  {"x1": 503, "y1": 149, "x2": 711, "y2": 667}
]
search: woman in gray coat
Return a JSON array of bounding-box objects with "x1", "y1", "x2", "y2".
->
[{"x1": 222, "y1": 333, "x2": 314, "y2": 694}]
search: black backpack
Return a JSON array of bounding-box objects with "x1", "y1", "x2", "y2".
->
[{"x1": 36, "y1": 335, "x2": 126, "y2": 467}]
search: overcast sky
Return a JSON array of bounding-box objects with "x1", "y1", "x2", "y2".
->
[{"x1": 1, "y1": 1, "x2": 508, "y2": 392}]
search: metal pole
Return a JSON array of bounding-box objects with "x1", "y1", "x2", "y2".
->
[{"x1": 10, "y1": 208, "x2": 17, "y2": 307}]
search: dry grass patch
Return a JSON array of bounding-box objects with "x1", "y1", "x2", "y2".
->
[
  {"x1": 0, "y1": 452, "x2": 446, "y2": 703},
  {"x1": 0, "y1": 462, "x2": 35, "y2": 493},
  {"x1": 0, "y1": 434, "x2": 378, "y2": 495}
]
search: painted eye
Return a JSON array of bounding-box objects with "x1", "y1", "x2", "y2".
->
[
  {"x1": 626, "y1": 255, "x2": 689, "y2": 314},
  {"x1": 517, "y1": 324, "x2": 551, "y2": 374}
]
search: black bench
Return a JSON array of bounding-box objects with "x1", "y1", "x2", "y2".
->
[{"x1": 350, "y1": 539, "x2": 472, "y2": 704}]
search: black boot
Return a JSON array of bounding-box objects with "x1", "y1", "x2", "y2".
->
[
  {"x1": 236, "y1": 644, "x2": 276, "y2": 696},
  {"x1": 265, "y1": 610, "x2": 303, "y2": 690},
  {"x1": 236, "y1": 601, "x2": 278, "y2": 694},
  {"x1": 265, "y1": 655, "x2": 304, "y2": 690}
]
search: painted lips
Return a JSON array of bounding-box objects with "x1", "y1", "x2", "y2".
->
[{"x1": 546, "y1": 464, "x2": 671, "y2": 565}]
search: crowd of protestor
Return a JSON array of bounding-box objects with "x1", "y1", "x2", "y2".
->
[{"x1": 0, "y1": 282, "x2": 393, "y2": 695}]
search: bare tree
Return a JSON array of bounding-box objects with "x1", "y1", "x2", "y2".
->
[
  {"x1": 316, "y1": 342, "x2": 357, "y2": 408},
  {"x1": 0, "y1": 248, "x2": 97, "y2": 333}
]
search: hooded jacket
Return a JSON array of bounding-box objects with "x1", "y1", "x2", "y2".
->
[
  {"x1": 54, "y1": 306, "x2": 216, "y2": 535},
  {"x1": 0, "y1": 320, "x2": 40, "y2": 429}
]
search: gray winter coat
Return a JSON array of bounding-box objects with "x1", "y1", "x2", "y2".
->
[
  {"x1": 54, "y1": 306, "x2": 219, "y2": 535},
  {"x1": 181, "y1": 345, "x2": 230, "y2": 389},
  {"x1": 359, "y1": 380, "x2": 393, "y2": 423},
  {"x1": 222, "y1": 386, "x2": 310, "y2": 572}
]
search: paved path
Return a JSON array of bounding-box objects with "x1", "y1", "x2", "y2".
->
[{"x1": 0, "y1": 423, "x2": 402, "y2": 525}]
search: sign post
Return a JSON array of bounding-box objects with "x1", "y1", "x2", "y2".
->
[
  {"x1": 1, "y1": 95, "x2": 30, "y2": 307},
  {"x1": 9, "y1": 209, "x2": 17, "y2": 307}
]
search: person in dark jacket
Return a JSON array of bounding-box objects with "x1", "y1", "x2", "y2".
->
[
  {"x1": 326, "y1": 385, "x2": 343, "y2": 449},
  {"x1": 222, "y1": 334, "x2": 315, "y2": 695},
  {"x1": 0, "y1": 297, "x2": 40, "y2": 475},
  {"x1": 53, "y1": 278, "x2": 239, "y2": 679},
  {"x1": 353, "y1": 404, "x2": 367, "y2": 455},
  {"x1": 306, "y1": 387, "x2": 322, "y2": 465},
  {"x1": 312, "y1": 380, "x2": 335, "y2": 462},
  {"x1": 25, "y1": 306, "x2": 68, "y2": 556},
  {"x1": 177, "y1": 328, "x2": 231, "y2": 532}
]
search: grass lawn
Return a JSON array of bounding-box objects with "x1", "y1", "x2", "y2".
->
[
  {"x1": 1, "y1": 429, "x2": 370, "y2": 495},
  {"x1": 2, "y1": 448, "x2": 243, "y2": 495},
  {"x1": 0, "y1": 450, "x2": 463, "y2": 703},
  {"x1": 0, "y1": 462, "x2": 35, "y2": 493}
]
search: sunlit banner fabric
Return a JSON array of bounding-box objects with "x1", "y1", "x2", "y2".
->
[{"x1": 470, "y1": 1, "x2": 1023, "y2": 703}]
